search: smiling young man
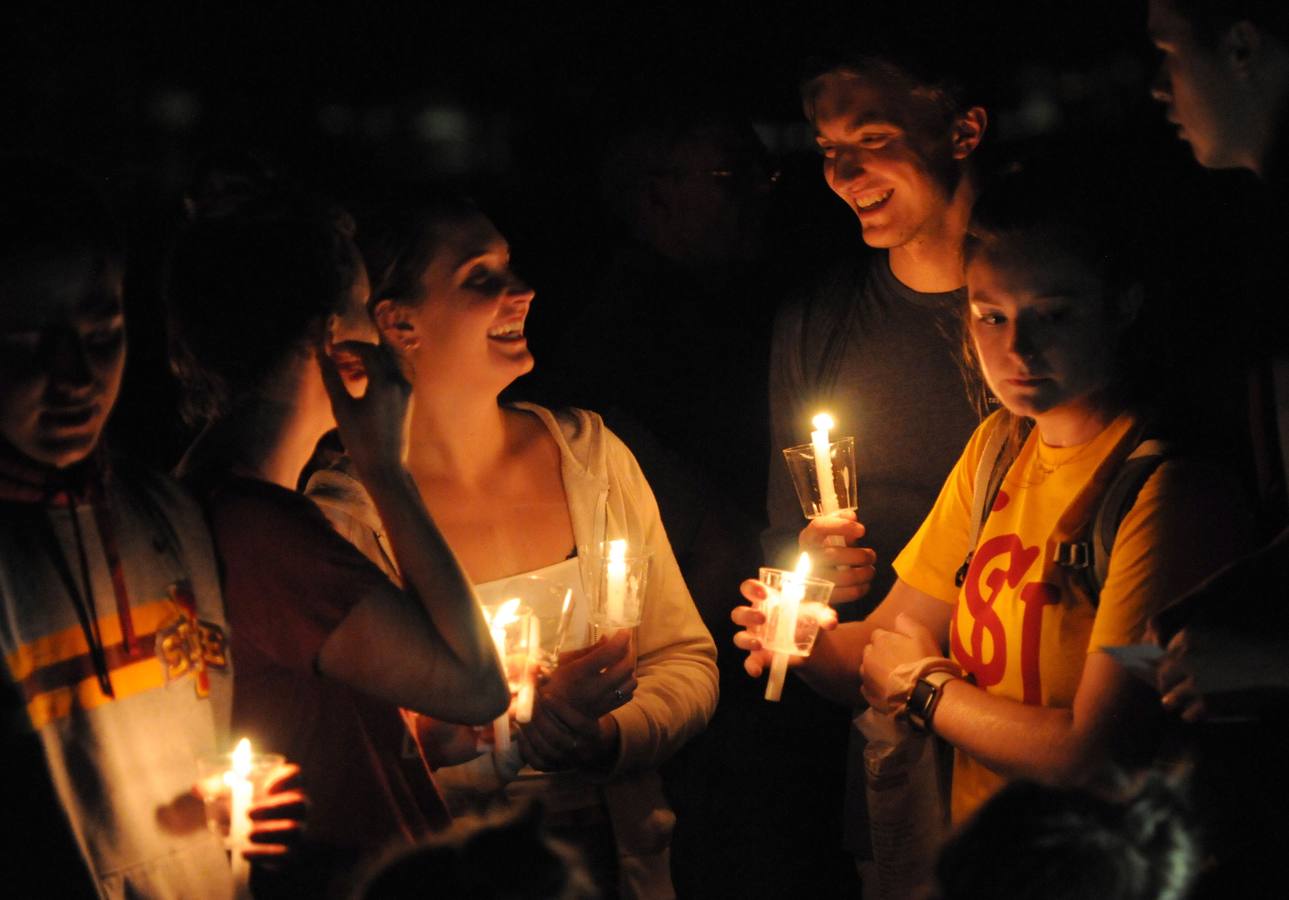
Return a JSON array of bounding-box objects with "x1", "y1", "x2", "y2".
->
[
  {"x1": 760, "y1": 48, "x2": 989, "y2": 887},
  {"x1": 765, "y1": 55, "x2": 987, "y2": 589}
]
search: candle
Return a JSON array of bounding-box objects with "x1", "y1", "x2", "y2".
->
[
  {"x1": 766, "y1": 553, "x2": 812, "y2": 702},
  {"x1": 811, "y1": 412, "x2": 846, "y2": 548},
  {"x1": 224, "y1": 737, "x2": 253, "y2": 897},
  {"x1": 487, "y1": 598, "x2": 523, "y2": 752},
  {"x1": 606, "y1": 539, "x2": 628, "y2": 625},
  {"x1": 515, "y1": 616, "x2": 539, "y2": 723}
]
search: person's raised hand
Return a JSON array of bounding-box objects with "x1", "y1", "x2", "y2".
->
[
  {"x1": 799, "y1": 511, "x2": 878, "y2": 603},
  {"x1": 317, "y1": 339, "x2": 411, "y2": 478}
]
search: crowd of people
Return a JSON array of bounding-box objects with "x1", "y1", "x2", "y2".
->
[{"x1": 3, "y1": 1, "x2": 1289, "y2": 898}]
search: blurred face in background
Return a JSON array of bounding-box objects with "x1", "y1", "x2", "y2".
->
[
  {"x1": 641, "y1": 123, "x2": 776, "y2": 269},
  {"x1": 1149, "y1": 0, "x2": 1256, "y2": 170},
  {"x1": 0, "y1": 251, "x2": 126, "y2": 468}
]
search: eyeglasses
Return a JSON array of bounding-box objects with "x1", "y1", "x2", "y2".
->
[{"x1": 651, "y1": 167, "x2": 782, "y2": 188}]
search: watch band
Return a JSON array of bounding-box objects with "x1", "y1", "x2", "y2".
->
[{"x1": 906, "y1": 670, "x2": 958, "y2": 733}]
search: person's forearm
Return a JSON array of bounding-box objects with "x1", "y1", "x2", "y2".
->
[
  {"x1": 929, "y1": 670, "x2": 1157, "y2": 785},
  {"x1": 362, "y1": 464, "x2": 507, "y2": 707},
  {"x1": 795, "y1": 620, "x2": 876, "y2": 707}
]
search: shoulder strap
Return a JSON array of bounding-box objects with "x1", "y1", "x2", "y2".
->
[
  {"x1": 955, "y1": 419, "x2": 1014, "y2": 588},
  {"x1": 1053, "y1": 438, "x2": 1172, "y2": 605}
]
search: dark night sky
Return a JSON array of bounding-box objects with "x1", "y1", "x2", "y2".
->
[{"x1": 6, "y1": 0, "x2": 1222, "y2": 468}]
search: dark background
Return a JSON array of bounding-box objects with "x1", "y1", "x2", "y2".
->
[{"x1": 4, "y1": 0, "x2": 1209, "y2": 469}]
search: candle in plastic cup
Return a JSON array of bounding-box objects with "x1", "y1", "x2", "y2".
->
[
  {"x1": 783, "y1": 421, "x2": 858, "y2": 561},
  {"x1": 485, "y1": 598, "x2": 534, "y2": 752},
  {"x1": 514, "y1": 616, "x2": 540, "y2": 723},
  {"x1": 497, "y1": 575, "x2": 578, "y2": 672},
  {"x1": 757, "y1": 556, "x2": 836, "y2": 702},
  {"x1": 811, "y1": 413, "x2": 842, "y2": 517},
  {"x1": 196, "y1": 739, "x2": 284, "y2": 899},
  {"x1": 590, "y1": 541, "x2": 651, "y2": 637}
]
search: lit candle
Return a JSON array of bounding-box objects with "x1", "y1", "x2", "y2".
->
[
  {"x1": 515, "y1": 616, "x2": 539, "y2": 723},
  {"x1": 606, "y1": 539, "x2": 628, "y2": 625},
  {"x1": 811, "y1": 412, "x2": 846, "y2": 548},
  {"x1": 812, "y1": 412, "x2": 841, "y2": 514},
  {"x1": 766, "y1": 553, "x2": 811, "y2": 702},
  {"x1": 224, "y1": 738, "x2": 253, "y2": 897},
  {"x1": 487, "y1": 598, "x2": 523, "y2": 752}
]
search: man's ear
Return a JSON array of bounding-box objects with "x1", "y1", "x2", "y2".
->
[
  {"x1": 1117, "y1": 282, "x2": 1145, "y2": 330},
  {"x1": 1224, "y1": 20, "x2": 1263, "y2": 79},
  {"x1": 951, "y1": 106, "x2": 988, "y2": 160},
  {"x1": 373, "y1": 299, "x2": 420, "y2": 350}
]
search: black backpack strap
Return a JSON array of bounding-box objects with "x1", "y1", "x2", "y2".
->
[
  {"x1": 1052, "y1": 438, "x2": 1172, "y2": 605},
  {"x1": 956, "y1": 419, "x2": 1014, "y2": 588}
]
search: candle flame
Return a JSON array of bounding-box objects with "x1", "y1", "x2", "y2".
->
[
  {"x1": 489, "y1": 597, "x2": 522, "y2": 630},
  {"x1": 232, "y1": 737, "x2": 252, "y2": 779},
  {"x1": 812, "y1": 412, "x2": 834, "y2": 432},
  {"x1": 608, "y1": 539, "x2": 627, "y2": 564},
  {"x1": 794, "y1": 552, "x2": 812, "y2": 578}
]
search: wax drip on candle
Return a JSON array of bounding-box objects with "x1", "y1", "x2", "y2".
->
[
  {"x1": 606, "y1": 539, "x2": 628, "y2": 625},
  {"x1": 811, "y1": 412, "x2": 840, "y2": 514},
  {"x1": 810, "y1": 412, "x2": 847, "y2": 548}
]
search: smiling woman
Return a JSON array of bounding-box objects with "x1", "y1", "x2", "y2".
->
[{"x1": 306, "y1": 197, "x2": 718, "y2": 899}]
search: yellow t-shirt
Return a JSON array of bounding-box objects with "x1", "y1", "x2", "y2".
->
[{"x1": 894, "y1": 410, "x2": 1251, "y2": 821}]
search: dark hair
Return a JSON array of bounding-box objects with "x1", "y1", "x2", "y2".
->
[
  {"x1": 1169, "y1": 0, "x2": 1289, "y2": 48},
  {"x1": 353, "y1": 802, "x2": 595, "y2": 900},
  {"x1": 166, "y1": 186, "x2": 359, "y2": 426},
  {"x1": 0, "y1": 158, "x2": 123, "y2": 280},
  {"x1": 957, "y1": 161, "x2": 1149, "y2": 446},
  {"x1": 964, "y1": 164, "x2": 1141, "y2": 294},
  {"x1": 358, "y1": 195, "x2": 481, "y2": 312},
  {"x1": 797, "y1": 11, "x2": 988, "y2": 131},
  {"x1": 933, "y1": 772, "x2": 1200, "y2": 900}
]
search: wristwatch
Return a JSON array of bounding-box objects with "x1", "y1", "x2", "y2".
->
[{"x1": 906, "y1": 671, "x2": 958, "y2": 733}]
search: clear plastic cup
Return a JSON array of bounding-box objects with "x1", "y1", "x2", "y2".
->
[
  {"x1": 755, "y1": 565, "x2": 836, "y2": 656},
  {"x1": 195, "y1": 746, "x2": 285, "y2": 849},
  {"x1": 782, "y1": 436, "x2": 857, "y2": 520},
  {"x1": 498, "y1": 575, "x2": 576, "y2": 671},
  {"x1": 587, "y1": 540, "x2": 651, "y2": 631}
]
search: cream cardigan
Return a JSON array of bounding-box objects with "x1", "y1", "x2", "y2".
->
[{"x1": 307, "y1": 403, "x2": 718, "y2": 898}]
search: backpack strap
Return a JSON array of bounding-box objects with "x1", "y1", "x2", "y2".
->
[
  {"x1": 955, "y1": 419, "x2": 1014, "y2": 588},
  {"x1": 1052, "y1": 438, "x2": 1172, "y2": 605}
]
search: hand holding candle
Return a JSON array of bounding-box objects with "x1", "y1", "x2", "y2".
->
[
  {"x1": 783, "y1": 412, "x2": 857, "y2": 550},
  {"x1": 757, "y1": 553, "x2": 836, "y2": 701},
  {"x1": 197, "y1": 738, "x2": 288, "y2": 899}
]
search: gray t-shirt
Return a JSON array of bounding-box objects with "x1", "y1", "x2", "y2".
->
[{"x1": 764, "y1": 250, "x2": 982, "y2": 606}]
